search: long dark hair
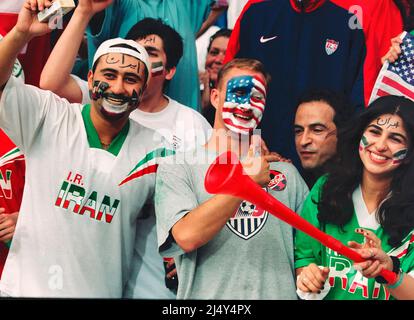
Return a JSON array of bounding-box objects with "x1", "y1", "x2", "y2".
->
[{"x1": 318, "y1": 95, "x2": 414, "y2": 246}]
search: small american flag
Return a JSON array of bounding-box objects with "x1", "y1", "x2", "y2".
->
[{"x1": 369, "y1": 31, "x2": 414, "y2": 104}]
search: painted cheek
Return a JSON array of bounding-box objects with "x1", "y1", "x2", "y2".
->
[
  {"x1": 91, "y1": 81, "x2": 110, "y2": 100},
  {"x1": 359, "y1": 135, "x2": 370, "y2": 151},
  {"x1": 151, "y1": 61, "x2": 164, "y2": 77},
  {"x1": 249, "y1": 93, "x2": 265, "y2": 121},
  {"x1": 392, "y1": 148, "x2": 408, "y2": 165}
]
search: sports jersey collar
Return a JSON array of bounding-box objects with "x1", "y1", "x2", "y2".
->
[
  {"x1": 289, "y1": 0, "x2": 326, "y2": 13},
  {"x1": 352, "y1": 185, "x2": 381, "y2": 230},
  {"x1": 81, "y1": 104, "x2": 130, "y2": 156}
]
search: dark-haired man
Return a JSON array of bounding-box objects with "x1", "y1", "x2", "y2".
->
[
  {"x1": 0, "y1": 1, "x2": 169, "y2": 298},
  {"x1": 40, "y1": 0, "x2": 211, "y2": 298},
  {"x1": 294, "y1": 90, "x2": 353, "y2": 187}
]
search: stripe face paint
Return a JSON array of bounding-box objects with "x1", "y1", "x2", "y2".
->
[
  {"x1": 392, "y1": 148, "x2": 408, "y2": 165},
  {"x1": 359, "y1": 135, "x2": 370, "y2": 151},
  {"x1": 222, "y1": 75, "x2": 266, "y2": 135},
  {"x1": 151, "y1": 61, "x2": 164, "y2": 77}
]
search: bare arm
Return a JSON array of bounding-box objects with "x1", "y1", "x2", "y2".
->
[
  {"x1": 0, "y1": 1, "x2": 51, "y2": 99},
  {"x1": 172, "y1": 152, "x2": 280, "y2": 253},
  {"x1": 196, "y1": 5, "x2": 228, "y2": 39},
  {"x1": 39, "y1": 0, "x2": 113, "y2": 103},
  {"x1": 172, "y1": 194, "x2": 242, "y2": 252}
]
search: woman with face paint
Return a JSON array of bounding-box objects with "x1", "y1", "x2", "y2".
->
[{"x1": 295, "y1": 95, "x2": 414, "y2": 300}]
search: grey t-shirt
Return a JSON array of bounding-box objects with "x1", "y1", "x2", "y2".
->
[{"x1": 155, "y1": 149, "x2": 309, "y2": 299}]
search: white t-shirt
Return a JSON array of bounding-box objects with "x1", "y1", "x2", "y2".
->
[
  {"x1": 196, "y1": 25, "x2": 220, "y2": 72},
  {"x1": 71, "y1": 74, "x2": 90, "y2": 105},
  {"x1": 75, "y1": 77, "x2": 211, "y2": 151},
  {"x1": 0, "y1": 77, "x2": 166, "y2": 298},
  {"x1": 227, "y1": 0, "x2": 249, "y2": 29},
  {"x1": 0, "y1": 1, "x2": 25, "y2": 13},
  {"x1": 74, "y1": 75, "x2": 211, "y2": 299},
  {"x1": 130, "y1": 96, "x2": 211, "y2": 152},
  {"x1": 127, "y1": 98, "x2": 211, "y2": 298}
]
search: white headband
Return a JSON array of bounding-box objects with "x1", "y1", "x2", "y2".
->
[{"x1": 92, "y1": 38, "x2": 151, "y2": 84}]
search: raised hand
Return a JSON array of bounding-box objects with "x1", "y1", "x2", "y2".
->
[
  {"x1": 381, "y1": 34, "x2": 403, "y2": 64},
  {"x1": 241, "y1": 139, "x2": 280, "y2": 186},
  {"x1": 0, "y1": 209, "x2": 19, "y2": 242},
  {"x1": 77, "y1": 0, "x2": 114, "y2": 15},
  {"x1": 352, "y1": 247, "x2": 393, "y2": 279},
  {"x1": 348, "y1": 228, "x2": 382, "y2": 250},
  {"x1": 15, "y1": 0, "x2": 53, "y2": 39}
]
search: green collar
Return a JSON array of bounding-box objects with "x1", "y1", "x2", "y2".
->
[{"x1": 81, "y1": 104, "x2": 130, "y2": 156}]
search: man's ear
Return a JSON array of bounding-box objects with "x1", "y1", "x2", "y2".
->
[
  {"x1": 210, "y1": 88, "x2": 220, "y2": 110},
  {"x1": 87, "y1": 70, "x2": 94, "y2": 91},
  {"x1": 165, "y1": 66, "x2": 176, "y2": 81}
]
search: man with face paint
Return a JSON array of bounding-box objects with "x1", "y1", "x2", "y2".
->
[
  {"x1": 40, "y1": 5, "x2": 212, "y2": 153},
  {"x1": 85, "y1": 0, "x2": 227, "y2": 111},
  {"x1": 224, "y1": 0, "x2": 404, "y2": 168},
  {"x1": 294, "y1": 90, "x2": 352, "y2": 188},
  {"x1": 88, "y1": 40, "x2": 149, "y2": 127},
  {"x1": 0, "y1": 2, "x2": 172, "y2": 298},
  {"x1": 39, "y1": 2, "x2": 212, "y2": 298},
  {"x1": 155, "y1": 58, "x2": 309, "y2": 299}
]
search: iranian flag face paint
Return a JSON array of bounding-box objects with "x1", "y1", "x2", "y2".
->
[
  {"x1": 222, "y1": 75, "x2": 266, "y2": 135},
  {"x1": 151, "y1": 61, "x2": 164, "y2": 77},
  {"x1": 359, "y1": 135, "x2": 370, "y2": 151},
  {"x1": 392, "y1": 148, "x2": 408, "y2": 165}
]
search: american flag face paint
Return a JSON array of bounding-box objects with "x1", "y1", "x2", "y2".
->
[{"x1": 222, "y1": 75, "x2": 266, "y2": 135}]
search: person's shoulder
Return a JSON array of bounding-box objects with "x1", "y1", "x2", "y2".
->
[
  {"x1": 269, "y1": 161, "x2": 300, "y2": 176},
  {"x1": 247, "y1": 0, "x2": 289, "y2": 12},
  {"x1": 167, "y1": 97, "x2": 197, "y2": 114},
  {"x1": 128, "y1": 119, "x2": 160, "y2": 140},
  {"x1": 156, "y1": 148, "x2": 195, "y2": 172},
  {"x1": 246, "y1": 0, "x2": 276, "y2": 10},
  {"x1": 331, "y1": 0, "x2": 392, "y2": 11},
  {"x1": 167, "y1": 97, "x2": 211, "y2": 126},
  {"x1": 308, "y1": 174, "x2": 328, "y2": 196}
]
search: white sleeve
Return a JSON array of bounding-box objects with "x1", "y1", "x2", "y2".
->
[
  {"x1": 70, "y1": 74, "x2": 91, "y2": 105},
  {"x1": 181, "y1": 108, "x2": 212, "y2": 152},
  {"x1": 0, "y1": 77, "x2": 74, "y2": 153},
  {"x1": 193, "y1": 109, "x2": 212, "y2": 145}
]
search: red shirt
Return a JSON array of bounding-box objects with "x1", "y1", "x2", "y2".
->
[
  {"x1": 0, "y1": 12, "x2": 51, "y2": 86},
  {"x1": 0, "y1": 129, "x2": 25, "y2": 277}
]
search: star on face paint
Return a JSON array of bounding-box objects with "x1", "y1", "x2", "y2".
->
[{"x1": 222, "y1": 75, "x2": 267, "y2": 135}]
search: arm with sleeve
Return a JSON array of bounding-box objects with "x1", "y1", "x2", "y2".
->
[
  {"x1": 154, "y1": 159, "x2": 200, "y2": 258},
  {"x1": 347, "y1": 27, "x2": 366, "y2": 110},
  {"x1": 0, "y1": 77, "x2": 75, "y2": 153}
]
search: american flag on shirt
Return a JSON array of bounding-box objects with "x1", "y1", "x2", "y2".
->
[{"x1": 369, "y1": 31, "x2": 414, "y2": 104}]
